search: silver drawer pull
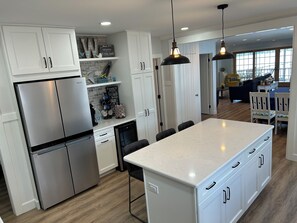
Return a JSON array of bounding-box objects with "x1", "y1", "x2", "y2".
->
[
  {"x1": 264, "y1": 136, "x2": 270, "y2": 141},
  {"x1": 249, "y1": 148, "x2": 256, "y2": 154},
  {"x1": 206, "y1": 181, "x2": 216, "y2": 190},
  {"x1": 101, "y1": 139, "x2": 109, "y2": 144},
  {"x1": 232, "y1": 162, "x2": 240, "y2": 168},
  {"x1": 99, "y1": 133, "x2": 108, "y2": 137}
]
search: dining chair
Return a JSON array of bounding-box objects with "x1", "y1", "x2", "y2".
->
[
  {"x1": 123, "y1": 139, "x2": 149, "y2": 223},
  {"x1": 178, "y1": 120, "x2": 194, "y2": 131},
  {"x1": 274, "y1": 92, "x2": 290, "y2": 134},
  {"x1": 249, "y1": 92, "x2": 275, "y2": 125},
  {"x1": 156, "y1": 128, "x2": 176, "y2": 141}
]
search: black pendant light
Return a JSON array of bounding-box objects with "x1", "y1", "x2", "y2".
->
[
  {"x1": 212, "y1": 4, "x2": 234, "y2": 61},
  {"x1": 161, "y1": 0, "x2": 190, "y2": 66}
]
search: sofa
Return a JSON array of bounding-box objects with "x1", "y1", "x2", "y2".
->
[{"x1": 229, "y1": 73, "x2": 272, "y2": 102}]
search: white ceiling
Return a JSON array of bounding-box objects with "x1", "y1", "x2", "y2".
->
[{"x1": 0, "y1": 0, "x2": 297, "y2": 39}]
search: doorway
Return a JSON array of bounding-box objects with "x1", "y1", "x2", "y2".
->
[{"x1": 200, "y1": 54, "x2": 213, "y2": 114}]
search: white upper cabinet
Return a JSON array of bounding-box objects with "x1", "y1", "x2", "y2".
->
[
  {"x1": 127, "y1": 31, "x2": 153, "y2": 74},
  {"x1": 2, "y1": 26, "x2": 80, "y2": 80},
  {"x1": 42, "y1": 28, "x2": 79, "y2": 72}
]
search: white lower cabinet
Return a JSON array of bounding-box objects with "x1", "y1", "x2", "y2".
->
[
  {"x1": 199, "y1": 170, "x2": 244, "y2": 223},
  {"x1": 94, "y1": 128, "x2": 118, "y2": 175},
  {"x1": 198, "y1": 132, "x2": 272, "y2": 223},
  {"x1": 243, "y1": 140, "x2": 272, "y2": 209}
]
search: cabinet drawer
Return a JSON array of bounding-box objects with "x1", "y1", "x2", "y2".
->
[
  {"x1": 94, "y1": 127, "x2": 114, "y2": 140},
  {"x1": 197, "y1": 153, "x2": 245, "y2": 203},
  {"x1": 245, "y1": 131, "x2": 272, "y2": 160}
]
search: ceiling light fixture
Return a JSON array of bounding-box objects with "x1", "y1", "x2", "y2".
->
[
  {"x1": 212, "y1": 4, "x2": 234, "y2": 61},
  {"x1": 100, "y1": 21, "x2": 111, "y2": 26},
  {"x1": 181, "y1": 27, "x2": 189, "y2": 31},
  {"x1": 161, "y1": 0, "x2": 190, "y2": 66}
]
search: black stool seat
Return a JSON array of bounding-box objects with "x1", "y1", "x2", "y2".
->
[{"x1": 178, "y1": 120, "x2": 194, "y2": 131}]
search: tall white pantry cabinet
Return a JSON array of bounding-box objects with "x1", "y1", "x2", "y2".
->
[{"x1": 109, "y1": 31, "x2": 158, "y2": 144}]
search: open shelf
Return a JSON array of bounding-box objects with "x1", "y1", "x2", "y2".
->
[
  {"x1": 86, "y1": 81, "x2": 121, "y2": 89},
  {"x1": 79, "y1": 57, "x2": 119, "y2": 62}
]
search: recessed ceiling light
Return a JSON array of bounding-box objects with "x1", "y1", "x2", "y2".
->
[
  {"x1": 101, "y1": 21, "x2": 111, "y2": 26},
  {"x1": 242, "y1": 39, "x2": 247, "y2": 41},
  {"x1": 181, "y1": 27, "x2": 189, "y2": 31},
  {"x1": 256, "y1": 39, "x2": 261, "y2": 41}
]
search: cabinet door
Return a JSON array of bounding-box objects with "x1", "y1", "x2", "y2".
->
[
  {"x1": 243, "y1": 155, "x2": 259, "y2": 209},
  {"x1": 139, "y1": 32, "x2": 153, "y2": 73},
  {"x1": 225, "y1": 171, "x2": 244, "y2": 223},
  {"x1": 3, "y1": 26, "x2": 48, "y2": 75},
  {"x1": 132, "y1": 73, "x2": 147, "y2": 139},
  {"x1": 143, "y1": 72, "x2": 158, "y2": 143},
  {"x1": 96, "y1": 135, "x2": 118, "y2": 175},
  {"x1": 42, "y1": 28, "x2": 80, "y2": 72},
  {"x1": 258, "y1": 142, "x2": 272, "y2": 192},
  {"x1": 127, "y1": 31, "x2": 142, "y2": 74},
  {"x1": 199, "y1": 186, "x2": 225, "y2": 223}
]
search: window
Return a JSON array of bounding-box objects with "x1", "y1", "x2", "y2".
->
[
  {"x1": 236, "y1": 52, "x2": 253, "y2": 81},
  {"x1": 235, "y1": 47, "x2": 292, "y2": 84},
  {"x1": 255, "y1": 50, "x2": 275, "y2": 78},
  {"x1": 279, "y1": 48, "x2": 292, "y2": 82}
]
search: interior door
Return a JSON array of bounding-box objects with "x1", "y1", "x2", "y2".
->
[{"x1": 200, "y1": 54, "x2": 211, "y2": 114}]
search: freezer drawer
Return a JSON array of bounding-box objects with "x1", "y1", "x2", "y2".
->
[
  {"x1": 67, "y1": 135, "x2": 99, "y2": 194},
  {"x1": 31, "y1": 145, "x2": 74, "y2": 209},
  {"x1": 56, "y1": 77, "x2": 93, "y2": 137}
]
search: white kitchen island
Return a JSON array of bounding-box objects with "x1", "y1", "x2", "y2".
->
[{"x1": 124, "y1": 118, "x2": 273, "y2": 223}]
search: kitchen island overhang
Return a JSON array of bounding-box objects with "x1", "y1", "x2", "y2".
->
[{"x1": 124, "y1": 118, "x2": 273, "y2": 223}]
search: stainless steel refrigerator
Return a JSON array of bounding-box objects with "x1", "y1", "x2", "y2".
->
[{"x1": 15, "y1": 77, "x2": 99, "y2": 210}]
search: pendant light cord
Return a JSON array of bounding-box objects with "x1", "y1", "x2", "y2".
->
[
  {"x1": 171, "y1": 0, "x2": 176, "y2": 42},
  {"x1": 221, "y1": 8, "x2": 225, "y2": 40}
]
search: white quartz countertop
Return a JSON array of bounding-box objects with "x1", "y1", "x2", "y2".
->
[
  {"x1": 124, "y1": 118, "x2": 273, "y2": 187},
  {"x1": 93, "y1": 115, "x2": 136, "y2": 132}
]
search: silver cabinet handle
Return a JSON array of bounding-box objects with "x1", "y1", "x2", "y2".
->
[
  {"x1": 140, "y1": 62, "x2": 143, "y2": 70},
  {"x1": 264, "y1": 136, "x2": 270, "y2": 141},
  {"x1": 144, "y1": 109, "x2": 147, "y2": 117},
  {"x1": 99, "y1": 133, "x2": 108, "y2": 137},
  {"x1": 101, "y1": 139, "x2": 109, "y2": 144},
  {"x1": 261, "y1": 154, "x2": 265, "y2": 166},
  {"x1": 259, "y1": 156, "x2": 262, "y2": 168}
]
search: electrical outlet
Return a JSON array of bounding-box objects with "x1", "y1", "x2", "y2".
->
[{"x1": 147, "y1": 182, "x2": 159, "y2": 194}]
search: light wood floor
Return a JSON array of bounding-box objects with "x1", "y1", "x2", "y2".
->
[{"x1": 0, "y1": 97, "x2": 295, "y2": 223}]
